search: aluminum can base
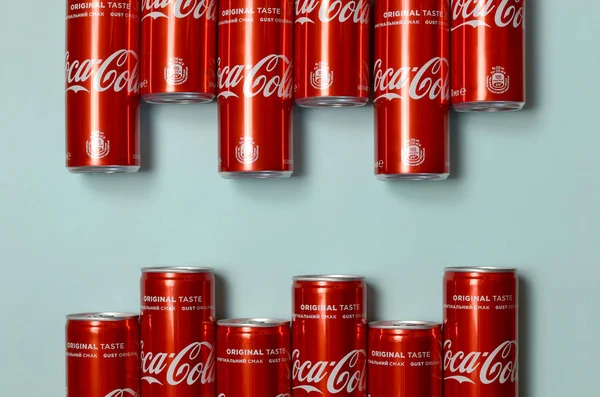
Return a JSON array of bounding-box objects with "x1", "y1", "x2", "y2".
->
[
  {"x1": 295, "y1": 96, "x2": 368, "y2": 108},
  {"x1": 220, "y1": 170, "x2": 293, "y2": 179},
  {"x1": 68, "y1": 165, "x2": 140, "y2": 174},
  {"x1": 377, "y1": 172, "x2": 449, "y2": 181},
  {"x1": 143, "y1": 92, "x2": 215, "y2": 104},
  {"x1": 453, "y1": 101, "x2": 524, "y2": 113}
]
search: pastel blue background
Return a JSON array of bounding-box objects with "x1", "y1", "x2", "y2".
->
[{"x1": 0, "y1": 0, "x2": 598, "y2": 395}]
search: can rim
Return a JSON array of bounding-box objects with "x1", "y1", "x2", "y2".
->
[
  {"x1": 293, "y1": 274, "x2": 365, "y2": 282},
  {"x1": 369, "y1": 320, "x2": 441, "y2": 330},
  {"x1": 141, "y1": 266, "x2": 214, "y2": 273},
  {"x1": 444, "y1": 266, "x2": 517, "y2": 273},
  {"x1": 66, "y1": 312, "x2": 138, "y2": 321},
  {"x1": 217, "y1": 318, "x2": 290, "y2": 327}
]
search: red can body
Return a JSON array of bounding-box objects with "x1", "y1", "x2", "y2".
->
[
  {"x1": 65, "y1": 1, "x2": 141, "y2": 173},
  {"x1": 65, "y1": 313, "x2": 140, "y2": 397},
  {"x1": 443, "y1": 267, "x2": 518, "y2": 397},
  {"x1": 141, "y1": 0, "x2": 217, "y2": 104},
  {"x1": 140, "y1": 267, "x2": 216, "y2": 397},
  {"x1": 294, "y1": 0, "x2": 371, "y2": 107},
  {"x1": 217, "y1": 0, "x2": 294, "y2": 178},
  {"x1": 373, "y1": 0, "x2": 450, "y2": 181},
  {"x1": 292, "y1": 275, "x2": 367, "y2": 397},
  {"x1": 368, "y1": 321, "x2": 442, "y2": 397},
  {"x1": 451, "y1": 0, "x2": 525, "y2": 111},
  {"x1": 217, "y1": 318, "x2": 291, "y2": 397}
]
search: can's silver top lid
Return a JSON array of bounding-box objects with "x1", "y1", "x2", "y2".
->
[
  {"x1": 369, "y1": 320, "x2": 441, "y2": 330},
  {"x1": 444, "y1": 266, "x2": 517, "y2": 273},
  {"x1": 293, "y1": 274, "x2": 365, "y2": 282},
  {"x1": 142, "y1": 266, "x2": 214, "y2": 273},
  {"x1": 217, "y1": 318, "x2": 289, "y2": 328},
  {"x1": 66, "y1": 312, "x2": 138, "y2": 321}
]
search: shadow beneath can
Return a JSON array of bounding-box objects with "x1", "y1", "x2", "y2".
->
[
  {"x1": 215, "y1": 272, "x2": 229, "y2": 320},
  {"x1": 519, "y1": 274, "x2": 532, "y2": 397},
  {"x1": 448, "y1": 112, "x2": 463, "y2": 180},
  {"x1": 524, "y1": 0, "x2": 539, "y2": 110},
  {"x1": 366, "y1": 281, "x2": 380, "y2": 322},
  {"x1": 139, "y1": 101, "x2": 156, "y2": 172},
  {"x1": 292, "y1": 105, "x2": 308, "y2": 178}
]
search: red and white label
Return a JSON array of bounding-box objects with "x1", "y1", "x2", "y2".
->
[
  {"x1": 104, "y1": 390, "x2": 138, "y2": 397},
  {"x1": 451, "y1": 0, "x2": 524, "y2": 30},
  {"x1": 65, "y1": 50, "x2": 140, "y2": 94},
  {"x1": 292, "y1": 349, "x2": 367, "y2": 394},
  {"x1": 217, "y1": 55, "x2": 293, "y2": 99},
  {"x1": 141, "y1": 341, "x2": 215, "y2": 386},
  {"x1": 141, "y1": 0, "x2": 217, "y2": 20},
  {"x1": 443, "y1": 340, "x2": 518, "y2": 385},
  {"x1": 295, "y1": 0, "x2": 370, "y2": 24},
  {"x1": 373, "y1": 57, "x2": 450, "y2": 102}
]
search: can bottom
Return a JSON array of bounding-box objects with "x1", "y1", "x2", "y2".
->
[
  {"x1": 220, "y1": 170, "x2": 293, "y2": 179},
  {"x1": 295, "y1": 96, "x2": 368, "y2": 108},
  {"x1": 453, "y1": 101, "x2": 524, "y2": 112},
  {"x1": 376, "y1": 173, "x2": 449, "y2": 181},
  {"x1": 68, "y1": 166, "x2": 140, "y2": 174},
  {"x1": 143, "y1": 92, "x2": 215, "y2": 104}
]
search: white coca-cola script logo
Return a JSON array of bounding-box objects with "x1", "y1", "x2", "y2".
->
[
  {"x1": 104, "y1": 389, "x2": 137, "y2": 397},
  {"x1": 142, "y1": 0, "x2": 217, "y2": 21},
  {"x1": 65, "y1": 50, "x2": 139, "y2": 94},
  {"x1": 217, "y1": 55, "x2": 293, "y2": 99},
  {"x1": 451, "y1": 0, "x2": 525, "y2": 30},
  {"x1": 373, "y1": 57, "x2": 450, "y2": 102},
  {"x1": 444, "y1": 340, "x2": 518, "y2": 384},
  {"x1": 295, "y1": 0, "x2": 370, "y2": 24},
  {"x1": 292, "y1": 349, "x2": 366, "y2": 394},
  {"x1": 141, "y1": 341, "x2": 215, "y2": 386}
]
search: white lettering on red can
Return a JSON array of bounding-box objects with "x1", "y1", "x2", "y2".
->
[
  {"x1": 292, "y1": 349, "x2": 367, "y2": 394},
  {"x1": 104, "y1": 389, "x2": 137, "y2": 397},
  {"x1": 141, "y1": 341, "x2": 215, "y2": 386},
  {"x1": 451, "y1": 0, "x2": 525, "y2": 30},
  {"x1": 295, "y1": 0, "x2": 370, "y2": 24},
  {"x1": 443, "y1": 340, "x2": 518, "y2": 385},
  {"x1": 373, "y1": 57, "x2": 450, "y2": 102},
  {"x1": 142, "y1": 0, "x2": 217, "y2": 21},
  {"x1": 217, "y1": 55, "x2": 293, "y2": 99},
  {"x1": 65, "y1": 50, "x2": 140, "y2": 94}
]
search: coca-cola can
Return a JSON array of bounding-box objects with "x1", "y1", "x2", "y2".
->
[
  {"x1": 451, "y1": 0, "x2": 526, "y2": 111},
  {"x1": 140, "y1": 267, "x2": 216, "y2": 397},
  {"x1": 373, "y1": 0, "x2": 450, "y2": 180},
  {"x1": 294, "y1": 0, "x2": 371, "y2": 107},
  {"x1": 292, "y1": 275, "x2": 367, "y2": 397},
  {"x1": 443, "y1": 267, "x2": 518, "y2": 397},
  {"x1": 217, "y1": 318, "x2": 291, "y2": 397},
  {"x1": 65, "y1": 1, "x2": 141, "y2": 173},
  {"x1": 66, "y1": 312, "x2": 140, "y2": 397},
  {"x1": 368, "y1": 321, "x2": 442, "y2": 397},
  {"x1": 141, "y1": 0, "x2": 217, "y2": 104},
  {"x1": 217, "y1": 0, "x2": 294, "y2": 178}
]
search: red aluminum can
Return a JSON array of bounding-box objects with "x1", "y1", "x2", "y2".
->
[
  {"x1": 65, "y1": 312, "x2": 140, "y2": 397},
  {"x1": 140, "y1": 267, "x2": 216, "y2": 397},
  {"x1": 294, "y1": 0, "x2": 371, "y2": 107},
  {"x1": 292, "y1": 275, "x2": 367, "y2": 397},
  {"x1": 141, "y1": 0, "x2": 217, "y2": 104},
  {"x1": 217, "y1": 318, "x2": 291, "y2": 397},
  {"x1": 217, "y1": 0, "x2": 294, "y2": 178},
  {"x1": 65, "y1": 1, "x2": 141, "y2": 173},
  {"x1": 368, "y1": 321, "x2": 442, "y2": 397},
  {"x1": 373, "y1": 0, "x2": 450, "y2": 181},
  {"x1": 451, "y1": 0, "x2": 525, "y2": 111},
  {"x1": 443, "y1": 267, "x2": 518, "y2": 397}
]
